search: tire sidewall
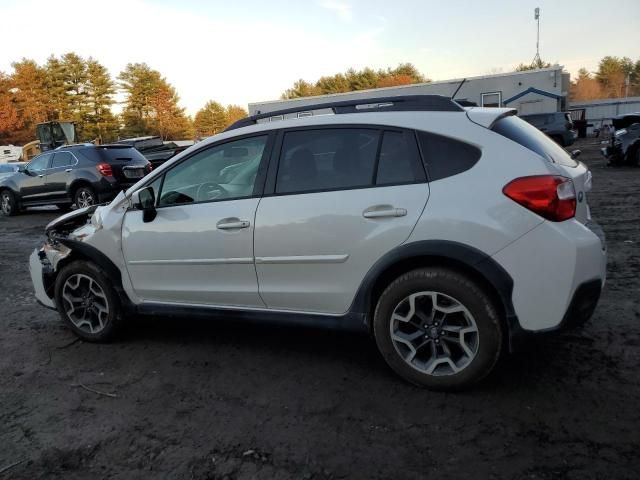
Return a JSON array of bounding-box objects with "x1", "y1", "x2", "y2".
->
[
  {"x1": 1, "y1": 190, "x2": 18, "y2": 216},
  {"x1": 373, "y1": 268, "x2": 502, "y2": 390},
  {"x1": 54, "y1": 261, "x2": 120, "y2": 342}
]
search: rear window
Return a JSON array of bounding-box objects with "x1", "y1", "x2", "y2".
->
[
  {"x1": 492, "y1": 115, "x2": 578, "y2": 167},
  {"x1": 79, "y1": 146, "x2": 148, "y2": 164}
]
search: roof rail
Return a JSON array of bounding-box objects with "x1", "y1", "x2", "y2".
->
[{"x1": 225, "y1": 95, "x2": 464, "y2": 131}]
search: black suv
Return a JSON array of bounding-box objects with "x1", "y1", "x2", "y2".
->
[
  {"x1": 0, "y1": 144, "x2": 151, "y2": 216},
  {"x1": 520, "y1": 112, "x2": 577, "y2": 147}
]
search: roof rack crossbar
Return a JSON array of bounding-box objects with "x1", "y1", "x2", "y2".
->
[{"x1": 225, "y1": 95, "x2": 464, "y2": 131}]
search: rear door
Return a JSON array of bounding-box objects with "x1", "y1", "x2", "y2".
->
[
  {"x1": 46, "y1": 151, "x2": 77, "y2": 201},
  {"x1": 254, "y1": 126, "x2": 430, "y2": 315}
]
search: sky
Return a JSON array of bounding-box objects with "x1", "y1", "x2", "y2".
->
[{"x1": 1, "y1": 0, "x2": 639, "y2": 115}]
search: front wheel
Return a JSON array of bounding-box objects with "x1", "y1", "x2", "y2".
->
[
  {"x1": 373, "y1": 268, "x2": 503, "y2": 390},
  {"x1": 74, "y1": 186, "x2": 96, "y2": 209},
  {"x1": 0, "y1": 190, "x2": 19, "y2": 216},
  {"x1": 54, "y1": 261, "x2": 122, "y2": 342}
]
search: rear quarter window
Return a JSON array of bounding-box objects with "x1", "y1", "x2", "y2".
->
[
  {"x1": 416, "y1": 131, "x2": 481, "y2": 181},
  {"x1": 492, "y1": 115, "x2": 578, "y2": 167}
]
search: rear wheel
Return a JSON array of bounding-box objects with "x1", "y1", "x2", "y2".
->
[
  {"x1": 373, "y1": 268, "x2": 503, "y2": 390},
  {"x1": 74, "y1": 186, "x2": 96, "y2": 209},
  {"x1": 0, "y1": 190, "x2": 19, "y2": 216},
  {"x1": 54, "y1": 261, "x2": 122, "y2": 342}
]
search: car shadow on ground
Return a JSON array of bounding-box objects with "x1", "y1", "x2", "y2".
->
[{"x1": 108, "y1": 312, "x2": 570, "y2": 392}]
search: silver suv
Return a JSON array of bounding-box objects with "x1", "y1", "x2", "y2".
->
[{"x1": 30, "y1": 95, "x2": 606, "y2": 390}]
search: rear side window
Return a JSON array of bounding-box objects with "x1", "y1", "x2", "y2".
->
[
  {"x1": 276, "y1": 129, "x2": 379, "y2": 194},
  {"x1": 376, "y1": 131, "x2": 425, "y2": 185},
  {"x1": 417, "y1": 131, "x2": 481, "y2": 181},
  {"x1": 492, "y1": 115, "x2": 577, "y2": 167},
  {"x1": 51, "y1": 152, "x2": 75, "y2": 168},
  {"x1": 79, "y1": 146, "x2": 147, "y2": 164}
]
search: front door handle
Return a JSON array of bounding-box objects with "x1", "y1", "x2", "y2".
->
[
  {"x1": 217, "y1": 218, "x2": 250, "y2": 230},
  {"x1": 65, "y1": 168, "x2": 72, "y2": 172},
  {"x1": 363, "y1": 205, "x2": 407, "y2": 219}
]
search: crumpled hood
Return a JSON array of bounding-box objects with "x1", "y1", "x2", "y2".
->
[
  {"x1": 45, "y1": 205, "x2": 98, "y2": 234},
  {"x1": 45, "y1": 191, "x2": 127, "y2": 235}
]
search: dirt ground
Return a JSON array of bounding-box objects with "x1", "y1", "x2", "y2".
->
[{"x1": 0, "y1": 138, "x2": 638, "y2": 479}]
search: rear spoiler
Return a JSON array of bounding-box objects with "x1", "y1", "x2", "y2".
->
[{"x1": 465, "y1": 108, "x2": 517, "y2": 129}]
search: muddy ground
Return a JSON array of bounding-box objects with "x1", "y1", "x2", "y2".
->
[{"x1": 0, "y1": 138, "x2": 638, "y2": 479}]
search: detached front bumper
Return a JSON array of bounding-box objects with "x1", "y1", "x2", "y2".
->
[
  {"x1": 29, "y1": 242, "x2": 72, "y2": 310},
  {"x1": 29, "y1": 248, "x2": 55, "y2": 309}
]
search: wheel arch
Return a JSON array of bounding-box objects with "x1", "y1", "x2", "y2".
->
[
  {"x1": 349, "y1": 240, "x2": 519, "y2": 349},
  {"x1": 48, "y1": 239, "x2": 134, "y2": 311},
  {"x1": 68, "y1": 179, "x2": 94, "y2": 198}
]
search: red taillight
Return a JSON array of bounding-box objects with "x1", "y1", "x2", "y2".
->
[
  {"x1": 96, "y1": 162, "x2": 113, "y2": 177},
  {"x1": 503, "y1": 175, "x2": 576, "y2": 222}
]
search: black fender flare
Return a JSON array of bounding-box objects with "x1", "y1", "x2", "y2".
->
[
  {"x1": 348, "y1": 240, "x2": 521, "y2": 349},
  {"x1": 57, "y1": 238, "x2": 134, "y2": 311}
]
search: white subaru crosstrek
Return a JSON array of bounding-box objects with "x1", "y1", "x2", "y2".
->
[{"x1": 29, "y1": 95, "x2": 606, "y2": 390}]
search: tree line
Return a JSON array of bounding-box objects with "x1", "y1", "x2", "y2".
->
[
  {"x1": 570, "y1": 56, "x2": 640, "y2": 101},
  {"x1": 280, "y1": 63, "x2": 428, "y2": 99},
  {"x1": 0, "y1": 53, "x2": 248, "y2": 146},
  {"x1": 2, "y1": 54, "x2": 638, "y2": 147}
]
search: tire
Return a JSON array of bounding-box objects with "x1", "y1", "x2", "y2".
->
[
  {"x1": 56, "y1": 203, "x2": 73, "y2": 212},
  {"x1": 74, "y1": 186, "x2": 96, "y2": 209},
  {"x1": 54, "y1": 260, "x2": 122, "y2": 342},
  {"x1": 0, "y1": 189, "x2": 19, "y2": 216},
  {"x1": 373, "y1": 268, "x2": 503, "y2": 391}
]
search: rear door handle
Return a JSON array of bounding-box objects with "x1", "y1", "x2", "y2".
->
[
  {"x1": 363, "y1": 206, "x2": 407, "y2": 219},
  {"x1": 216, "y1": 218, "x2": 250, "y2": 230}
]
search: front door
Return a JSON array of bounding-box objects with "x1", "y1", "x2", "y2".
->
[
  {"x1": 20, "y1": 153, "x2": 53, "y2": 202},
  {"x1": 254, "y1": 127, "x2": 430, "y2": 314},
  {"x1": 121, "y1": 134, "x2": 272, "y2": 307}
]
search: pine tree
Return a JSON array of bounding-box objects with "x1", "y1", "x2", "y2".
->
[
  {"x1": 193, "y1": 101, "x2": 227, "y2": 137},
  {"x1": 224, "y1": 105, "x2": 248, "y2": 128},
  {"x1": 84, "y1": 59, "x2": 119, "y2": 142}
]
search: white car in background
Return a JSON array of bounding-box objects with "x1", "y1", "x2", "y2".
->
[{"x1": 29, "y1": 95, "x2": 606, "y2": 390}]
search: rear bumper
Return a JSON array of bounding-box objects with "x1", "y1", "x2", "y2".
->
[{"x1": 492, "y1": 219, "x2": 606, "y2": 334}]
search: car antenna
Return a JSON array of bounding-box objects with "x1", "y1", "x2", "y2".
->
[{"x1": 451, "y1": 78, "x2": 466, "y2": 100}]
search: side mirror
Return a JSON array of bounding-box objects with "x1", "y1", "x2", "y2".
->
[
  {"x1": 131, "y1": 186, "x2": 157, "y2": 223},
  {"x1": 570, "y1": 149, "x2": 582, "y2": 160}
]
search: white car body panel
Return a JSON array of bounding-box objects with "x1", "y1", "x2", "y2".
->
[
  {"x1": 121, "y1": 198, "x2": 264, "y2": 307},
  {"x1": 492, "y1": 219, "x2": 606, "y2": 330},
  {"x1": 254, "y1": 183, "x2": 429, "y2": 314}
]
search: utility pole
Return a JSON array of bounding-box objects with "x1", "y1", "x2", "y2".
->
[{"x1": 531, "y1": 7, "x2": 541, "y2": 68}]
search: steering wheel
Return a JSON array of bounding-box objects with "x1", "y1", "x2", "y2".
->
[{"x1": 196, "y1": 182, "x2": 226, "y2": 202}]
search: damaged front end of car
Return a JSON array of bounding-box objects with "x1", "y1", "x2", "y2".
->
[
  {"x1": 29, "y1": 192, "x2": 129, "y2": 309},
  {"x1": 601, "y1": 115, "x2": 640, "y2": 166}
]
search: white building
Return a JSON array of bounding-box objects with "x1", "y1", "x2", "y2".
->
[
  {"x1": 0, "y1": 145, "x2": 22, "y2": 163},
  {"x1": 249, "y1": 65, "x2": 570, "y2": 118}
]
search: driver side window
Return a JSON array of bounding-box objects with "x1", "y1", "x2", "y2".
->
[{"x1": 158, "y1": 136, "x2": 268, "y2": 207}]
